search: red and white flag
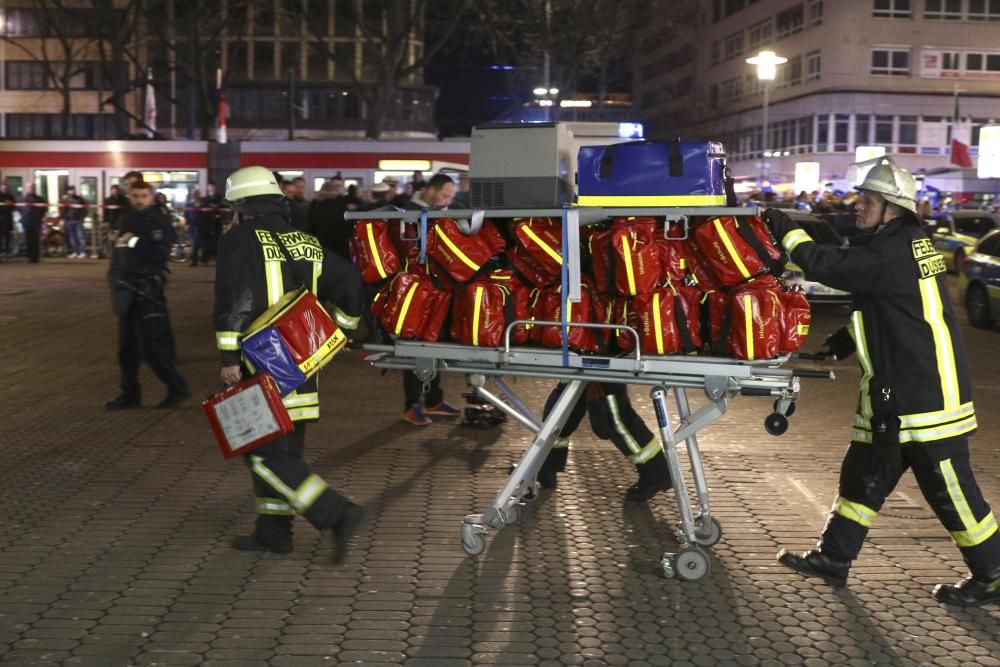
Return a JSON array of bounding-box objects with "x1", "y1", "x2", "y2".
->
[
  {"x1": 217, "y1": 93, "x2": 228, "y2": 144},
  {"x1": 951, "y1": 119, "x2": 973, "y2": 168},
  {"x1": 143, "y1": 68, "x2": 157, "y2": 138}
]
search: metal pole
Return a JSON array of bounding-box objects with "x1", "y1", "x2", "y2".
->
[
  {"x1": 762, "y1": 81, "x2": 769, "y2": 185},
  {"x1": 288, "y1": 68, "x2": 295, "y2": 141}
]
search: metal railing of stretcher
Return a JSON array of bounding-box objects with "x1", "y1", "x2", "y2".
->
[{"x1": 346, "y1": 205, "x2": 834, "y2": 581}]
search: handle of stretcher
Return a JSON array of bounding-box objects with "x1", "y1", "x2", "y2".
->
[
  {"x1": 791, "y1": 352, "x2": 828, "y2": 361},
  {"x1": 503, "y1": 320, "x2": 641, "y2": 364},
  {"x1": 791, "y1": 368, "x2": 835, "y2": 379}
]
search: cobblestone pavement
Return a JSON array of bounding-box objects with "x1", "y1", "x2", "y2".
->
[{"x1": 0, "y1": 260, "x2": 998, "y2": 667}]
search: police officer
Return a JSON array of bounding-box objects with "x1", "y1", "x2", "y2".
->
[
  {"x1": 765, "y1": 159, "x2": 1000, "y2": 607},
  {"x1": 105, "y1": 182, "x2": 189, "y2": 410},
  {"x1": 538, "y1": 383, "x2": 673, "y2": 501},
  {"x1": 214, "y1": 166, "x2": 364, "y2": 562}
]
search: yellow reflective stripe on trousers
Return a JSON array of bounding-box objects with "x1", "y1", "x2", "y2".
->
[
  {"x1": 941, "y1": 458, "x2": 979, "y2": 530},
  {"x1": 256, "y1": 497, "x2": 294, "y2": 515},
  {"x1": 287, "y1": 406, "x2": 320, "y2": 421},
  {"x1": 334, "y1": 308, "x2": 360, "y2": 331},
  {"x1": 395, "y1": 283, "x2": 420, "y2": 335},
  {"x1": 621, "y1": 235, "x2": 637, "y2": 295},
  {"x1": 472, "y1": 286, "x2": 484, "y2": 346},
  {"x1": 630, "y1": 439, "x2": 663, "y2": 464},
  {"x1": 950, "y1": 512, "x2": 998, "y2": 548},
  {"x1": 521, "y1": 226, "x2": 562, "y2": 265},
  {"x1": 435, "y1": 225, "x2": 481, "y2": 272},
  {"x1": 743, "y1": 294, "x2": 754, "y2": 360},
  {"x1": 216, "y1": 331, "x2": 240, "y2": 351},
  {"x1": 283, "y1": 391, "x2": 319, "y2": 408},
  {"x1": 295, "y1": 475, "x2": 329, "y2": 512},
  {"x1": 782, "y1": 228, "x2": 812, "y2": 254},
  {"x1": 264, "y1": 260, "x2": 283, "y2": 306},
  {"x1": 552, "y1": 437, "x2": 570, "y2": 449},
  {"x1": 606, "y1": 395, "x2": 641, "y2": 455},
  {"x1": 850, "y1": 311, "x2": 874, "y2": 418},
  {"x1": 250, "y1": 457, "x2": 328, "y2": 513},
  {"x1": 852, "y1": 413, "x2": 977, "y2": 444},
  {"x1": 713, "y1": 218, "x2": 752, "y2": 279},
  {"x1": 832, "y1": 496, "x2": 878, "y2": 528},
  {"x1": 366, "y1": 223, "x2": 388, "y2": 279},
  {"x1": 919, "y1": 278, "x2": 960, "y2": 411},
  {"x1": 652, "y1": 292, "x2": 665, "y2": 355},
  {"x1": 899, "y1": 401, "x2": 975, "y2": 429}
]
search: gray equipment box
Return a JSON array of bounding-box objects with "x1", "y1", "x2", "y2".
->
[{"x1": 470, "y1": 122, "x2": 630, "y2": 209}]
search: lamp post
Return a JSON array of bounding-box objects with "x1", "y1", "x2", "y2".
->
[
  {"x1": 746, "y1": 50, "x2": 787, "y2": 187},
  {"x1": 533, "y1": 86, "x2": 559, "y2": 121}
]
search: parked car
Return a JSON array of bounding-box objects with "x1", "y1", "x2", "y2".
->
[
  {"x1": 779, "y1": 210, "x2": 851, "y2": 303},
  {"x1": 931, "y1": 210, "x2": 999, "y2": 273},
  {"x1": 958, "y1": 229, "x2": 1000, "y2": 329}
]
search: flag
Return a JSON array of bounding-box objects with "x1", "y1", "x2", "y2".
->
[
  {"x1": 143, "y1": 68, "x2": 157, "y2": 138},
  {"x1": 951, "y1": 119, "x2": 973, "y2": 168},
  {"x1": 217, "y1": 93, "x2": 228, "y2": 144}
]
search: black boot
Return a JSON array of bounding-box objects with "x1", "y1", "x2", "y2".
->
[
  {"x1": 777, "y1": 548, "x2": 850, "y2": 588},
  {"x1": 537, "y1": 465, "x2": 559, "y2": 489},
  {"x1": 231, "y1": 533, "x2": 292, "y2": 555},
  {"x1": 330, "y1": 503, "x2": 364, "y2": 564},
  {"x1": 157, "y1": 388, "x2": 191, "y2": 409},
  {"x1": 626, "y1": 453, "x2": 673, "y2": 502},
  {"x1": 934, "y1": 571, "x2": 1000, "y2": 607},
  {"x1": 105, "y1": 394, "x2": 141, "y2": 410}
]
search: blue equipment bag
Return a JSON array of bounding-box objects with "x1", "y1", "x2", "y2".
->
[
  {"x1": 577, "y1": 139, "x2": 735, "y2": 207},
  {"x1": 241, "y1": 326, "x2": 308, "y2": 397}
]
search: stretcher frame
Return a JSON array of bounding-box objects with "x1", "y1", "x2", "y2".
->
[{"x1": 348, "y1": 205, "x2": 831, "y2": 580}]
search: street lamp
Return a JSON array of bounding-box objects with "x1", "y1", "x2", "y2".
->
[{"x1": 746, "y1": 50, "x2": 787, "y2": 186}]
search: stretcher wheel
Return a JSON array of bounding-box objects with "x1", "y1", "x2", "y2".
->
[
  {"x1": 504, "y1": 503, "x2": 521, "y2": 525},
  {"x1": 673, "y1": 546, "x2": 710, "y2": 581},
  {"x1": 461, "y1": 524, "x2": 486, "y2": 556},
  {"x1": 774, "y1": 399, "x2": 796, "y2": 417},
  {"x1": 764, "y1": 413, "x2": 788, "y2": 436},
  {"x1": 694, "y1": 516, "x2": 722, "y2": 547}
]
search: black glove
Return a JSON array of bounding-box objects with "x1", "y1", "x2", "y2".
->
[{"x1": 762, "y1": 208, "x2": 801, "y2": 247}]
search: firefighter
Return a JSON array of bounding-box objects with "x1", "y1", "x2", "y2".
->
[
  {"x1": 105, "y1": 182, "x2": 189, "y2": 410},
  {"x1": 764, "y1": 159, "x2": 1000, "y2": 607},
  {"x1": 538, "y1": 383, "x2": 673, "y2": 501},
  {"x1": 215, "y1": 166, "x2": 364, "y2": 562}
]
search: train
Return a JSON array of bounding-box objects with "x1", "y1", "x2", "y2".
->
[{"x1": 0, "y1": 138, "x2": 471, "y2": 213}]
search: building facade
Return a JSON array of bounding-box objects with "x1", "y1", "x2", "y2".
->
[
  {"x1": 634, "y1": 0, "x2": 1000, "y2": 186},
  {"x1": 0, "y1": 0, "x2": 437, "y2": 141}
]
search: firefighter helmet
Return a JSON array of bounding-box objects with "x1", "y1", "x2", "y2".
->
[
  {"x1": 855, "y1": 159, "x2": 918, "y2": 214},
  {"x1": 224, "y1": 165, "x2": 283, "y2": 203}
]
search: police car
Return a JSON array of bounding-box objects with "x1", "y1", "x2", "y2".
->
[
  {"x1": 931, "y1": 210, "x2": 999, "y2": 274},
  {"x1": 958, "y1": 229, "x2": 1000, "y2": 329},
  {"x1": 779, "y1": 210, "x2": 852, "y2": 303}
]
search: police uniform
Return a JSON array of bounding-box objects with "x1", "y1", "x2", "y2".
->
[
  {"x1": 213, "y1": 173, "x2": 364, "y2": 560},
  {"x1": 539, "y1": 382, "x2": 672, "y2": 501},
  {"x1": 767, "y1": 198, "x2": 1000, "y2": 605},
  {"x1": 106, "y1": 204, "x2": 188, "y2": 408}
]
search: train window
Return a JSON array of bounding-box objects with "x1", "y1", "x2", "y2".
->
[{"x1": 34, "y1": 170, "x2": 69, "y2": 205}]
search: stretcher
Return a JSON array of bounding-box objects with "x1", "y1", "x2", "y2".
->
[{"x1": 348, "y1": 206, "x2": 833, "y2": 581}]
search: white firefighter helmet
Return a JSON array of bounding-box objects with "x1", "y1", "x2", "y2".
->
[
  {"x1": 225, "y1": 165, "x2": 283, "y2": 202},
  {"x1": 855, "y1": 158, "x2": 918, "y2": 214}
]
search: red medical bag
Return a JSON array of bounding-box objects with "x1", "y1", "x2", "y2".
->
[
  {"x1": 632, "y1": 285, "x2": 701, "y2": 356},
  {"x1": 352, "y1": 219, "x2": 402, "y2": 284},
  {"x1": 202, "y1": 373, "x2": 294, "y2": 460},
  {"x1": 374, "y1": 270, "x2": 451, "y2": 341},
  {"x1": 778, "y1": 285, "x2": 811, "y2": 354},
  {"x1": 508, "y1": 244, "x2": 561, "y2": 287},
  {"x1": 513, "y1": 217, "x2": 563, "y2": 277},
  {"x1": 529, "y1": 286, "x2": 598, "y2": 353},
  {"x1": 691, "y1": 216, "x2": 784, "y2": 287},
  {"x1": 450, "y1": 273, "x2": 530, "y2": 347},
  {"x1": 727, "y1": 276, "x2": 783, "y2": 360},
  {"x1": 426, "y1": 218, "x2": 501, "y2": 283},
  {"x1": 589, "y1": 217, "x2": 662, "y2": 296}
]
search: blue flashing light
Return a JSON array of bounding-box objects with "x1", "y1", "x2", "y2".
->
[
  {"x1": 488, "y1": 65, "x2": 516, "y2": 70},
  {"x1": 618, "y1": 122, "x2": 644, "y2": 139}
]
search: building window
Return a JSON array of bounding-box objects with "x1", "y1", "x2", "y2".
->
[
  {"x1": 709, "y1": 84, "x2": 719, "y2": 109},
  {"x1": 5, "y1": 61, "x2": 50, "y2": 90},
  {"x1": 806, "y1": 50, "x2": 821, "y2": 81},
  {"x1": 777, "y1": 55, "x2": 802, "y2": 88},
  {"x1": 871, "y1": 48, "x2": 910, "y2": 75},
  {"x1": 873, "y1": 0, "x2": 912, "y2": 17},
  {"x1": 748, "y1": 19, "x2": 772, "y2": 49},
  {"x1": 807, "y1": 0, "x2": 823, "y2": 24},
  {"x1": 988, "y1": 53, "x2": 1000, "y2": 71},
  {"x1": 899, "y1": 115, "x2": 918, "y2": 150},
  {"x1": 875, "y1": 115, "x2": 894, "y2": 143},
  {"x1": 967, "y1": 0, "x2": 1000, "y2": 20},
  {"x1": 711, "y1": 41, "x2": 721, "y2": 65},
  {"x1": 721, "y1": 77, "x2": 743, "y2": 103},
  {"x1": 722, "y1": 31, "x2": 744, "y2": 60},
  {"x1": 776, "y1": 5, "x2": 804, "y2": 37},
  {"x1": 856, "y1": 114, "x2": 871, "y2": 145},
  {"x1": 5, "y1": 113, "x2": 102, "y2": 139},
  {"x1": 924, "y1": 0, "x2": 963, "y2": 19}
]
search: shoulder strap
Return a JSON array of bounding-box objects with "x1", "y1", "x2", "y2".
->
[
  {"x1": 734, "y1": 219, "x2": 784, "y2": 276},
  {"x1": 269, "y1": 229, "x2": 312, "y2": 291}
]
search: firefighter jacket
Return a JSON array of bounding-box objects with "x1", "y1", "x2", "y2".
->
[
  {"x1": 774, "y1": 214, "x2": 975, "y2": 445},
  {"x1": 108, "y1": 206, "x2": 175, "y2": 317},
  {"x1": 213, "y1": 198, "x2": 363, "y2": 423}
]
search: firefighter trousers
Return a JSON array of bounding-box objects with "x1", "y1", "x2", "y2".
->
[
  {"x1": 244, "y1": 423, "x2": 353, "y2": 544},
  {"x1": 821, "y1": 436, "x2": 1000, "y2": 579},
  {"x1": 540, "y1": 382, "x2": 665, "y2": 476}
]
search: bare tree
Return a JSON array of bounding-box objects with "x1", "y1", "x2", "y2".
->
[{"x1": 292, "y1": 0, "x2": 472, "y2": 139}]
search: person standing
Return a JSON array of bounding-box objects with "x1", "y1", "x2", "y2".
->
[
  {"x1": 214, "y1": 165, "x2": 365, "y2": 561},
  {"x1": 22, "y1": 183, "x2": 46, "y2": 263},
  {"x1": 398, "y1": 173, "x2": 460, "y2": 426},
  {"x1": 766, "y1": 159, "x2": 1000, "y2": 607},
  {"x1": 62, "y1": 185, "x2": 88, "y2": 258},
  {"x1": 0, "y1": 180, "x2": 15, "y2": 259},
  {"x1": 288, "y1": 176, "x2": 310, "y2": 231},
  {"x1": 105, "y1": 182, "x2": 189, "y2": 410},
  {"x1": 193, "y1": 182, "x2": 223, "y2": 266}
]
